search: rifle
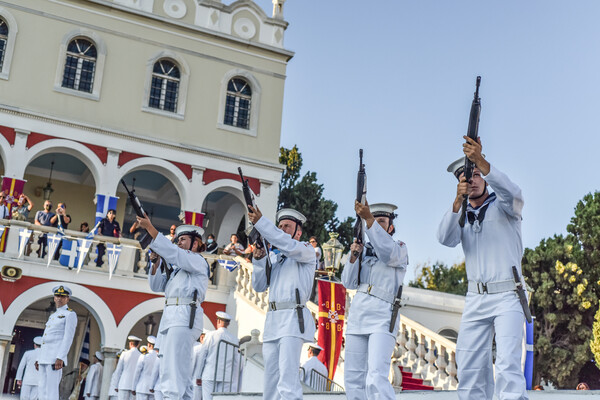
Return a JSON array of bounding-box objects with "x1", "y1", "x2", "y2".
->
[
  {"x1": 353, "y1": 149, "x2": 367, "y2": 284},
  {"x1": 120, "y1": 179, "x2": 152, "y2": 249},
  {"x1": 238, "y1": 167, "x2": 272, "y2": 285},
  {"x1": 458, "y1": 76, "x2": 482, "y2": 228}
]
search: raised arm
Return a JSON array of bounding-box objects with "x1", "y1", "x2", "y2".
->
[
  {"x1": 366, "y1": 222, "x2": 408, "y2": 268},
  {"x1": 254, "y1": 217, "x2": 315, "y2": 264},
  {"x1": 483, "y1": 165, "x2": 524, "y2": 219}
]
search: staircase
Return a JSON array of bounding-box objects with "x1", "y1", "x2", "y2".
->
[{"x1": 399, "y1": 366, "x2": 434, "y2": 391}]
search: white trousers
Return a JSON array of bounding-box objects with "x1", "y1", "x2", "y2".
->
[
  {"x1": 193, "y1": 384, "x2": 202, "y2": 400},
  {"x1": 20, "y1": 384, "x2": 38, "y2": 400},
  {"x1": 160, "y1": 326, "x2": 201, "y2": 400},
  {"x1": 152, "y1": 390, "x2": 163, "y2": 400},
  {"x1": 263, "y1": 337, "x2": 304, "y2": 400},
  {"x1": 38, "y1": 364, "x2": 62, "y2": 400},
  {"x1": 202, "y1": 380, "x2": 226, "y2": 400},
  {"x1": 344, "y1": 333, "x2": 396, "y2": 400},
  {"x1": 136, "y1": 394, "x2": 153, "y2": 400},
  {"x1": 117, "y1": 390, "x2": 133, "y2": 400},
  {"x1": 457, "y1": 310, "x2": 528, "y2": 400}
]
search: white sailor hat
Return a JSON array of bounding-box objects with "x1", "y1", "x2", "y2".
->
[
  {"x1": 447, "y1": 157, "x2": 466, "y2": 180},
  {"x1": 33, "y1": 336, "x2": 43, "y2": 346},
  {"x1": 95, "y1": 351, "x2": 103, "y2": 361},
  {"x1": 370, "y1": 203, "x2": 398, "y2": 220},
  {"x1": 52, "y1": 285, "x2": 71, "y2": 296},
  {"x1": 147, "y1": 335, "x2": 156, "y2": 344},
  {"x1": 127, "y1": 335, "x2": 142, "y2": 342},
  {"x1": 276, "y1": 208, "x2": 307, "y2": 226},
  {"x1": 175, "y1": 224, "x2": 204, "y2": 240},
  {"x1": 308, "y1": 343, "x2": 323, "y2": 351},
  {"x1": 216, "y1": 311, "x2": 232, "y2": 321}
]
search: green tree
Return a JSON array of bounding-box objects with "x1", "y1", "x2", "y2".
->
[
  {"x1": 278, "y1": 146, "x2": 354, "y2": 248},
  {"x1": 409, "y1": 261, "x2": 467, "y2": 295}
]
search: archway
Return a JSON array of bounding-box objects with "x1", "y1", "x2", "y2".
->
[{"x1": 202, "y1": 186, "x2": 247, "y2": 248}]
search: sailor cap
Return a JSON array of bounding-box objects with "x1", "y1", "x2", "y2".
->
[
  {"x1": 95, "y1": 351, "x2": 103, "y2": 361},
  {"x1": 33, "y1": 336, "x2": 43, "y2": 346},
  {"x1": 447, "y1": 157, "x2": 466, "y2": 180},
  {"x1": 308, "y1": 343, "x2": 323, "y2": 351},
  {"x1": 53, "y1": 285, "x2": 71, "y2": 296},
  {"x1": 127, "y1": 335, "x2": 142, "y2": 342},
  {"x1": 147, "y1": 335, "x2": 156, "y2": 344},
  {"x1": 276, "y1": 208, "x2": 307, "y2": 226},
  {"x1": 175, "y1": 225, "x2": 204, "y2": 240},
  {"x1": 216, "y1": 311, "x2": 232, "y2": 321},
  {"x1": 370, "y1": 203, "x2": 398, "y2": 220}
]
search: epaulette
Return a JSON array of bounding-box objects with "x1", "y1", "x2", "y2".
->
[{"x1": 67, "y1": 308, "x2": 74, "y2": 312}]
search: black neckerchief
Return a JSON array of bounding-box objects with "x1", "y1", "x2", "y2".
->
[{"x1": 466, "y1": 192, "x2": 497, "y2": 226}]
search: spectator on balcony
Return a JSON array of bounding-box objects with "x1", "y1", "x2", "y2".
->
[
  {"x1": 80, "y1": 222, "x2": 90, "y2": 233},
  {"x1": 96, "y1": 209, "x2": 121, "y2": 267},
  {"x1": 205, "y1": 234, "x2": 218, "y2": 254},
  {"x1": 35, "y1": 200, "x2": 55, "y2": 257},
  {"x1": 165, "y1": 224, "x2": 177, "y2": 243},
  {"x1": 129, "y1": 220, "x2": 143, "y2": 240},
  {"x1": 0, "y1": 191, "x2": 8, "y2": 219},
  {"x1": 50, "y1": 202, "x2": 71, "y2": 229},
  {"x1": 223, "y1": 234, "x2": 244, "y2": 257},
  {"x1": 12, "y1": 193, "x2": 34, "y2": 221}
]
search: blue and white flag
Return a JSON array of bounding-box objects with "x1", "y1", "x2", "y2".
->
[
  {"x1": 59, "y1": 238, "x2": 79, "y2": 269},
  {"x1": 18, "y1": 228, "x2": 32, "y2": 259},
  {"x1": 46, "y1": 233, "x2": 64, "y2": 267},
  {"x1": 76, "y1": 238, "x2": 94, "y2": 273},
  {"x1": 218, "y1": 258, "x2": 240, "y2": 272},
  {"x1": 80, "y1": 320, "x2": 90, "y2": 361},
  {"x1": 95, "y1": 194, "x2": 118, "y2": 225},
  {"x1": 107, "y1": 243, "x2": 122, "y2": 280}
]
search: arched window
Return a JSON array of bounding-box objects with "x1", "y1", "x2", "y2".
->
[
  {"x1": 149, "y1": 59, "x2": 180, "y2": 113},
  {"x1": 62, "y1": 38, "x2": 97, "y2": 93},
  {"x1": 0, "y1": 18, "x2": 7, "y2": 70},
  {"x1": 224, "y1": 78, "x2": 252, "y2": 129}
]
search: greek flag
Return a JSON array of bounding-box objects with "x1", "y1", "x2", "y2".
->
[
  {"x1": 95, "y1": 194, "x2": 118, "y2": 225},
  {"x1": 46, "y1": 233, "x2": 64, "y2": 267},
  {"x1": 107, "y1": 243, "x2": 122, "y2": 280},
  {"x1": 59, "y1": 239, "x2": 79, "y2": 269},
  {"x1": 18, "y1": 228, "x2": 32, "y2": 259},
  {"x1": 218, "y1": 258, "x2": 239, "y2": 272},
  {"x1": 80, "y1": 320, "x2": 90, "y2": 361}
]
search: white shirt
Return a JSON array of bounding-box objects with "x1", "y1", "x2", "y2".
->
[
  {"x1": 341, "y1": 222, "x2": 408, "y2": 336},
  {"x1": 38, "y1": 305, "x2": 78, "y2": 365},
  {"x1": 83, "y1": 362, "x2": 103, "y2": 397},
  {"x1": 301, "y1": 356, "x2": 328, "y2": 388},
  {"x1": 191, "y1": 342, "x2": 204, "y2": 385},
  {"x1": 111, "y1": 347, "x2": 141, "y2": 391},
  {"x1": 252, "y1": 217, "x2": 317, "y2": 342},
  {"x1": 16, "y1": 348, "x2": 41, "y2": 385},
  {"x1": 149, "y1": 234, "x2": 210, "y2": 331},
  {"x1": 150, "y1": 356, "x2": 162, "y2": 393},
  {"x1": 197, "y1": 328, "x2": 240, "y2": 382},
  {"x1": 0, "y1": 204, "x2": 9, "y2": 219},
  {"x1": 133, "y1": 350, "x2": 158, "y2": 394}
]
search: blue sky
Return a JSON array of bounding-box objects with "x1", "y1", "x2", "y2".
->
[{"x1": 254, "y1": 1, "x2": 600, "y2": 282}]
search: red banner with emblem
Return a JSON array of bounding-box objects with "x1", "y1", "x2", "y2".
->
[
  {"x1": 1, "y1": 177, "x2": 26, "y2": 216},
  {"x1": 317, "y1": 280, "x2": 346, "y2": 380},
  {"x1": 184, "y1": 211, "x2": 204, "y2": 227}
]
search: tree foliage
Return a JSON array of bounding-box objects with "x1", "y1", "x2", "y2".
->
[
  {"x1": 409, "y1": 261, "x2": 467, "y2": 296},
  {"x1": 278, "y1": 146, "x2": 354, "y2": 248}
]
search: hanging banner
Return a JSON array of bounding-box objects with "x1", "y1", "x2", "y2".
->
[
  {"x1": 59, "y1": 238, "x2": 79, "y2": 269},
  {"x1": 1, "y1": 177, "x2": 26, "y2": 217},
  {"x1": 317, "y1": 280, "x2": 346, "y2": 381},
  {"x1": 184, "y1": 211, "x2": 204, "y2": 227},
  {"x1": 95, "y1": 194, "x2": 118, "y2": 225}
]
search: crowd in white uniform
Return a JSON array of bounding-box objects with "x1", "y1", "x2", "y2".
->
[{"x1": 23, "y1": 137, "x2": 530, "y2": 400}]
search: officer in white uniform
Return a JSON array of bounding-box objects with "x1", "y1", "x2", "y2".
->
[
  {"x1": 341, "y1": 202, "x2": 408, "y2": 400},
  {"x1": 191, "y1": 332, "x2": 207, "y2": 400},
  {"x1": 248, "y1": 207, "x2": 317, "y2": 400},
  {"x1": 83, "y1": 351, "x2": 103, "y2": 399},
  {"x1": 108, "y1": 352, "x2": 121, "y2": 400},
  {"x1": 111, "y1": 336, "x2": 142, "y2": 400},
  {"x1": 133, "y1": 336, "x2": 158, "y2": 400},
  {"x1": 300, "y1": 344, "x2": 328, "y2": 390},
  {"x1": 16, "y1": 336, "x2": 42, "y2": 399},
  {"x1": 37, "y1": 285, "x2": 78, "y2": 400},
  {"x1": 197, "y1": 312, "x2": 239, "y2": 400},
  {"x1": 437, "y1": 136, "x2": 528, "y2": 400},
  {"x1": 138, "y1": 215, "x2": 210, "y2": 400}
]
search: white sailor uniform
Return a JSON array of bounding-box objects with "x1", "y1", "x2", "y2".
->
[
  {"x1": 150, "y1": 355, "x2": 162, "y2": 400},
  {"x1": 16, "y1": 346, "x2": 41, "y2": 399},
  {"x1": 341, "y1": 221, "x2": 408, "y2": 400},
  {"x1": 83, "y1": 361, "x2": 102, "y2": 399},
  {"x1": 438, "y1": 164, "x2": 528, "y2": 400},
  {"x1": 133, "y1": 349, "x2": 158, "y2": 400},
  {"x1": 301, "y1": 356, "x2": 328, "y2": 390},
  {"x1": 148, "y1": 233, "x2": 209, "y2": 399},
  {"x1": 191, "y1": 342, "x2": 204, "y2": 400},
  {"x1": 111, "y1": 347, "x2": 141, "y2": 400},
  {"x1": 197, "y1": 328, "x2": 240, "y2": 400},
  {"x1": 38, "y1": 305, "x2": 77, "y2": 400},
  {"x1": 252, "y1": 216, "x2": 317, "y2": 400}
]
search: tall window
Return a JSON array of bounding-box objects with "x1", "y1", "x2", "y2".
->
[
  {"x1": 224, "y1": 78, "x2": 252, "y2": 129},
  {"x1": 149, "y1": 59, "x2": 180, "y2": 112},
  {"x1": 62, "y1": 38, "x2": 97, "y2": 93},
  {"x1": 0, "y1": 18, "x2": 7, "y2": 71}
]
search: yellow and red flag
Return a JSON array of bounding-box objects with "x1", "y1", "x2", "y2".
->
[
  {"x1": 0, "y1": 177, "x2": 26, "y2": 252},
  {"x1": 184, "y1": 211, "x2": 204, "y2": 227},
  {"x1": 317, "y1": 280, "x2": 346, "y2": 380}
]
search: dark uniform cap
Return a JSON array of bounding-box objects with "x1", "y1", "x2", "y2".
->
[{"x1": 53, "y1": 285, "x2": 72, "y2": 296}]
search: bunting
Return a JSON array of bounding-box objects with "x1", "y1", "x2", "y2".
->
[
  {"x1": 107, "y1": 243, "x2": 122, "y2": 280},
  {"x1": 317, "y1": 280, "x2": 346, "y2": 381},
  {"x1": 46, "y1": 233, "x2": 64, "y2": 267},
  {"x1": 59, "y1": 239, "x2": 79, "y2": 269},
  {"x1": 218, "y1": 258, "x2": 239, "y2": 272},
  {"x1": 18, "y1": 228, "x2": 32, "y2": 259}
]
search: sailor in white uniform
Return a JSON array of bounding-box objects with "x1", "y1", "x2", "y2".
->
[
  {"x1": 300, "y1": 344, "x2": 328, "y2": 390},
  {"x1": 83, "y1": 351, "x2": 103, "y2": 399},
  {"x1": 16, "y1": 336, "x2": 42, "y2": 399},
  {"x1": 197, "y1": 312, "x2": 240, "y2": 400},
  {"x1": 437, "y1": 136, "x2": 528, "y2": 400},
  {"x1": 108, "y1": 352, "x2": 121, "y2": 400},
  {"x1": 341, "y1": 202, "x2": 408, "y2": 400},
  {"x1": 111, "y1": 336, "x2": 142, "y2": 400},
  {"x1": 133, "y1": 336, "x2": 158, "y2": 400},
  {"x1": 191, "y1": 332, "x2": 207, "y2": 400},
  {"x1": 138, "y1": 215, "x2": 210, "y2": 400},
  {"x1": 248, "y1": 207, "x2": 317, "y2": 400},
  {"x1": 37, "y1": 285, "x2": 78, "y2": 400}
]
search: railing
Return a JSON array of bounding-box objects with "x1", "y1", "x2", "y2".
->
[
  {"x1": 299, "y1": 367, "x2": 344, "y2": 392},
  {"x1": 235, "y1": 257, "x2": 269, "y2": 311},
  {"x1": 212, "y1": 339, "x2": 243, "y2": 393}
]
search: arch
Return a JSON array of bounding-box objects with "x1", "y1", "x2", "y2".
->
[
  {"x1": 0, "y1": 131, "x2": 10, "y2": 173},
  {"x1": 0, "y1": 7, "x2": 18, "y2": 80},
  {"x1": 201, "y1": 181, "x2": 247, "y2": 246},
  {"x1": 142, "y1": 50, "x2": 190, "y2": 119},
  {"x1": 22, "y1": 139, "x2": 102, "y2": 188},
  {"x1": 0, "y1": 282, "x2": 116, "y2": 345},
  {"x1": 217, "y1": 69, "x2": 262, "y2": 137}
]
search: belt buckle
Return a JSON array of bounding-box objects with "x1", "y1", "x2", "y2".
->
[
  {"x1": 477, "y1": 282, "x2": 488, "y2": 294},
  {"x1": 269, "y1": 302, "x2": 276, "y2": 311},
  {"x1": 367, "y1": 285, "x2": 373, "y2": 294}
]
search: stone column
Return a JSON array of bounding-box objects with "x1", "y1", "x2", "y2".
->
[
  {"x1": 99, "y1": 346, "x2": 120, "y2": 399},
  {"x1": 0, "y1": 334, "x2": 14, "y2": 394}
]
